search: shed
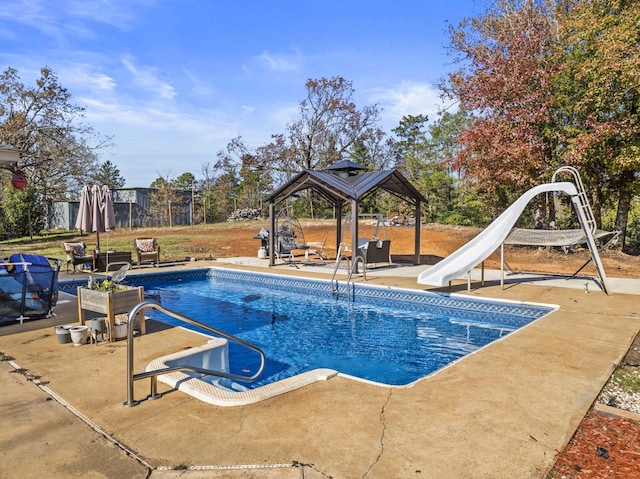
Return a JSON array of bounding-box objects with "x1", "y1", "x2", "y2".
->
[{"x1": 266, "y1": 161, "x2": 428, "y2": 266}]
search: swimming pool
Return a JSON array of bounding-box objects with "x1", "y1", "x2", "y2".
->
[{"x1": 120, "y1": 268, "x2": 554, "y2": 388}]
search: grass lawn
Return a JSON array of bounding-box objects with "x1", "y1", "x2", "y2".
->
[{"x1": 0, "y1": 222, "x2": 263, "y2": 265}]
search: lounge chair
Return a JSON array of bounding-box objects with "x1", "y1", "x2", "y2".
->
[
  {"x1": 134, "y1": 238, "x2": 160, "y2": 267},
  {"x1": 62, "y1": 242, "x2": 94, "y2": 272},
  {"x1": 305, "y1": 234, "x2": 328, "y2": 261}
]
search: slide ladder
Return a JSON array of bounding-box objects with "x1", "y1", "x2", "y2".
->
[{"x1": 552, "y1": 166, "x2": 597, "y2": 234}]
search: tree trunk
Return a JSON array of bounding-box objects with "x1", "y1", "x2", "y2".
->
[
  {"x1": 309, "y1": 192, "x2": 315, "y2": 220},
  {"x1": 614, "y1": 169, "x2": 635, "y2": 252},
  {"x1": 533, "y1": 194, "x2": 548, "y2": 229},
  {"x1": 587, "y1": 176, "x2": 602, "y2": 229}
]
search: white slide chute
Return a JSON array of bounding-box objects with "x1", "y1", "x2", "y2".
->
[{"x1": 417, "y1": 180, "x2": 609, "y2": 294}]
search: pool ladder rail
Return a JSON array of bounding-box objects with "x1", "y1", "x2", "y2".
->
[
  {"x1": 123, "y1": 300, "x2": 266, "y2": 407},
  {"x1": 330, "y1": 254, "x2": 366, "y2": 300}
]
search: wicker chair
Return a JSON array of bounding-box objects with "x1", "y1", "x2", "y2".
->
[
  {"x1": 62, "y1": 242, "x2": 94, "y2": 272},
  {"x1": 133, "y1": 238, "x2": 160, "y2": 267},
  {"x1": 305, "y1": 234, "x2": 328, "y2": 261}
]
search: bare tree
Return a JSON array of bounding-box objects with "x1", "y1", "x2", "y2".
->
[
  {"x1": 0, "y1": 67, "x2": 111, "y2": 203},
  {"x1": 259, "y1": 76, "x2": 387, "y2": 179}
]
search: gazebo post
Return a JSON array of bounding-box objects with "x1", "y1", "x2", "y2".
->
[
  {"x1": 351, "y1": 199, "x2": 358, "y2": 262},
  {"x1": 336, "y1": 202, "x2": 343, "y2": 258},
  {"x1": 414, "y1": 201, "x2": 421, "y2": 265},
  {"x1": 269, "y1": 202, "x2": 275, "y2": 267}
]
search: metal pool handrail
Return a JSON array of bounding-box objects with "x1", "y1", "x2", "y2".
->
[
  {"x1": 330, "y1": 254, "x2": 367, "y2": 301},
  {"x1": 330, "y1": 254, "x2": 350, "y2": 297},
  {"x1": 124, "y1": 300, "x2": 266, "y2": 407}
]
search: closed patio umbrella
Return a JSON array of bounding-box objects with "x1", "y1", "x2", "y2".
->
[
  {"x1": 75, "y1": 185, "x2": 116, "y2": 251},
  {"x1": 75, "y1": 185, "x2": 93, "y2": 233},
  {"x1": 100, "y1": 185, "x2": 116, "y2": 231}
]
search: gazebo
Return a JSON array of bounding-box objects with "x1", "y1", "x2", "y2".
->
[{"x1": 266, "y1": 160, "x2": 428, "y2": 266}]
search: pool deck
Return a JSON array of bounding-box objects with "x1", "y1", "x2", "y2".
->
[{"x1": 1, "y1": 258, "x2": 639, "y2": 478}]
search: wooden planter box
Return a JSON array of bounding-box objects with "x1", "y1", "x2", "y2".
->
[{"x1": 77, "y1": 285, "x2": 145, "y2": 341}]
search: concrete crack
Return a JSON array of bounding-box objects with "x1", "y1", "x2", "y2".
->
[{"x1": 363, "y1": 388, "x2": 392, "y2": 478}]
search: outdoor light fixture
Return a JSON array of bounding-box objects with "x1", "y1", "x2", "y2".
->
[{"x1": 11, "y1": 169, "x2": 28, "y2": 189}]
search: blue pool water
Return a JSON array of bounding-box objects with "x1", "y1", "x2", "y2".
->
[{"x1": 120, "y1": 269, "x2": 553, "y2": 388}]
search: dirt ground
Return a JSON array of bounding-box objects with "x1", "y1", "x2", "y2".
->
[{"x1": 182, "y1": 220, "x2": 640, "y2": 280}]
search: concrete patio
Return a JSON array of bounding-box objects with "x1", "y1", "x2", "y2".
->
[{"x1": 0, "y1": 260, "x2": 638, "y2": 478}]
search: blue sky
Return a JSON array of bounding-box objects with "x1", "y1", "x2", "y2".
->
[{"x1": 0, "y1": 0, "x2": 479, "y2": 187}]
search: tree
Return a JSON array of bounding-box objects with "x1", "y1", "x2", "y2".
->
[
  {"x1": 253, "y1": 77, "x2": 390, "y2": 218},
  {"x1": 218, "y1": 138, "x2": 272, "y2": 212},
  {"x1": 91, "y1": 160, "x2": 125, "y2": 190},
  {"x1": 209, "y1": 137, "x2": 267, "y2": 215},
  {"x1": 172, "y1": 172, "x2": 197, "y2": 223},
  {"x1": 199, "y1": 162, "x2": 216, "y2": 224},
  {"x1": 0, "y1": 67, "x2": 111, "y2": 234},
  {"x1": 198, "y1": 141, "x2": 246, "y2": 224},
  {"x1": 175, "y1": 172, "x2": 196, "y2": 190},
  {"x1": 262, "y1": 76, "x2": 388, "y2": 177},
  {"x1": 443, "y1": 0, "x2": 640, "y2": 249},
  {"x1": 209, "y1": 167, "x2": 238, "y2": 221},
  {"x1": 442, "y1": 0, "x2": 561, "y2": 213},
  {"x1": 393, "y1": 114, "x2": 429, "y2": 173},
  {"x1": 392, "y1": 110, "x2": 485, "y2": 225},
  {"x1": 1, "y1": 184, "x2": 43, "y2": 239},
  {"x1": 554, "y1": 0, "x2": 640, "y2": 250},
  {"x1": 391, "y1": 114, "x2": 432, "y2": 219},
  {"x1": 149, "y1": 174, "x2": 183, "y2": 227}
]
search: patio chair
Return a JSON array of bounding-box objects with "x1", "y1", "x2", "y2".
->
[
  {"x1": 276, "y1": 230, "x2": 298, "y2": 263},
  {"x1": 357, "y1": 239, "x2": 391, "y2": 267},
  {"x1": 305, "y1": 234, "x2": 328, "y2": 261},
  {"x1": 133, "y1": 238, "x2": 160, "y2": 267},
  {"x1": 62, "y1": 242, "x2": 94, "y2": 272}
]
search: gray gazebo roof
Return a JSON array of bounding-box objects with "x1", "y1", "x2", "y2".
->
[
  {"x1": 267, "y1": 168, "x2": 427, "y2": 205},
  {"x1": 267, "y1": 164, "x2": 427, "y2": 266}
]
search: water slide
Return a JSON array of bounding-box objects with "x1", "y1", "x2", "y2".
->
[{"x1": 417, "y1": 182, "x2": 579, "y2": 287}]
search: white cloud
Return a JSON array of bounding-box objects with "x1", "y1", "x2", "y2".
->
[
  {"x1": 64, "y1": 0, "x2": 142, "y2": 29},
  {"x1": 184, "y1": 69, "x2": 213, "y2": 97},
  {"x1": 0, "y1": 0, "x2": 143, "y2": 43},
  {"x1": 121, "y1": 56, "x2": 176, "y2": 100},
  {"x1": 369, "y1": 81, "x2": 444, "y2": 129},
  {"x1": 81, "y1": 95, "x2": 237, "y2": 137},
  {"x1": 59, "y1": 64, "x2": 117, "y2": 92},
  {"x1": 80, "y1": 96, "x2": 240, "y2": 186},
  {"x1": 241, "y1": 105, "x2": 255, "y2": 116},
  {"x1": 255, "y1": 49, "x2": 302, "y2": 73},
  {"x1": 269, "y1": 103, "x2": 299, "y2": 128}
]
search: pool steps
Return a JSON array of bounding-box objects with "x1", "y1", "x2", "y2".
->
[{"x1": 147, "y1": 342, "x2": 337, "y2": 406}]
